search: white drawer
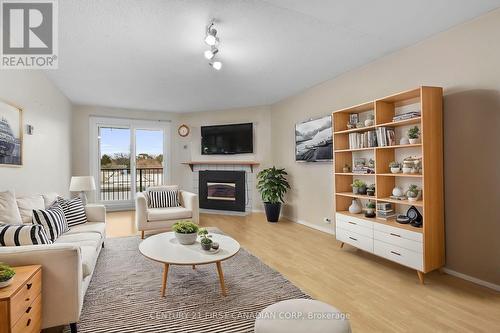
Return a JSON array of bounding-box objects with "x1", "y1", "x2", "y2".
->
[
  {"x1": 373, "y1": 222, "x2": 422, "y2": 243},
  {"x1": 336, "y1": 213, "x2": 374, "y2": 230},
  {"x1": 336, "y1": 228, "x2": 373, "y2": 253},
  {"x1": 337, "y1": 219, "x2": 372, "y2": 237},
  {"x1": 374, "y1": 230, "x2": 423, "y2": 253},
  {"x1": 374, "y1": 240, "x2": 423, "y2": 271}
]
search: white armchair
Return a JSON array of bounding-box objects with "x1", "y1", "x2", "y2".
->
[{"x1": 135, "y1": 188, "x2": 199, "y2": 239}]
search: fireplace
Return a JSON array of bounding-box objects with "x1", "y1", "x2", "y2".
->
[{"x1": 199, "y1": 171, "x2": 246, "y2": 212}]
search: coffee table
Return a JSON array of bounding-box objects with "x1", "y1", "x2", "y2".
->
[{"x1": 139, "y1": 231, "x2": 240, "y2": 297}]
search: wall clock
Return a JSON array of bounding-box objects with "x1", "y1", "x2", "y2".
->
[{"x1": 178, "y1": 124, "x2": 190, "y2": 137}]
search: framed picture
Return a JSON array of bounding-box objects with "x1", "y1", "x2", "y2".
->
[
  {"x1": 295, "y1": 115, "x2": 333, "y2": 162},
  {"x1": 0, "y1": 100, "x2": 23, "y2": 167}
]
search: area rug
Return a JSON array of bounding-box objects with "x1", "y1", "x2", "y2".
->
[{"x1": 64, "y1": 236, "x2": 309, "y2": 333}]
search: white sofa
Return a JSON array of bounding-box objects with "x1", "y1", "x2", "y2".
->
[
  {"x1": 0, "y1": 193, "x2": 106, "y2": 333},
  {"x1": 135, "y1": 186, "x2": 199, "y2": 239}
]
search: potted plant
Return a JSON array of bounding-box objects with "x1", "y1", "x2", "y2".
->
[
  {"x1": 365, "y1": 201, "x2": 376, "y2": 218},
  {"x1": 172, "y1": 221, "x2": 199, "y2": 245},
  {"x1": 389, "y1": 161, "x2": 401, "y2": 174},
  {"x1": 408, "y1": 126, "x2": 420, "y2": 144},
  {"x1": 257, "y1": 167, "x2": 291, "y2": 223},
  {"x1": 0, "y1": 263, "x2": 15, "y2": 288},
  {"x1": 366, "y1": 184, "x2": 375, "y2": 196},
  {"x1": 198, "y1": 228, "x2": 213, "y2": 250},
  {"x1": 364, "y1": 114, "x2": 375, "y2": 127},
  {"x1": 342, "y1": 164, "x2": 351, "y2": 173},
  {"x1": 351, "y1": 179, "x2": 366, "y2": 195},
  {"x1": 407, "y1": 184, "x2": 420, "y2": 202}
]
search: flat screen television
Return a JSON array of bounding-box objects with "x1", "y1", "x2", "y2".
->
[{"x1": 201, "y1": 123, "x2": 253, "y2": 155}]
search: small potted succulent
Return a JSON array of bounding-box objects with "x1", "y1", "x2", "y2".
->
[
  {"x1": 389, "y1": 161, "x2": 401, "y2": 174},
  {"x1": 342, "y1": 164, "x2": 351, "y2": 173},
  {"x1": 407, "y1": 184, "x2": 420, "y2": 202},
  {"x1": 351, "y1": 179, "x2": 366, "y2": 195},
  {"x1": 408, "y1": 126, "x2": 420, "y2": 144},
  {"x1": 365, "y1": 201, "x2": 376, "y2": 218},
  {"x1": 172, "y1": 221, "x2": 199, "y2": 245},
  {"x1": 0, "y1": 263, "x2": 15, "y2": 288},
  {"x1": 366, "y1": 184, "x2": 376, "y2": 196},
  {"x1": 198, "y1": 228, "x2": 213, "y2": 251}
]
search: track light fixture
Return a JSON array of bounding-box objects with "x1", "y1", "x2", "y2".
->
[{"x1": 204, "y1": 21, "x2": 222, "y2": 70}]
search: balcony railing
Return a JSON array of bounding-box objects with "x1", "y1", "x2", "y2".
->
[{"x1": 100, "y1": 167, "x2": 163, "y2": 201}]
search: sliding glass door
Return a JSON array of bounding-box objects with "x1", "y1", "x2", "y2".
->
[{"x1": 90, "y1": 117, "x2": 170, "y2": 209}]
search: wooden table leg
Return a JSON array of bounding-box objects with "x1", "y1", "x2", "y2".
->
[
  {"x1": 192, "y1": 265, "x2": 196, "y2": 270},
  {"x1": 339, "y1": 242, "x2": 344, "y2": 249},
  {"x1": 161, "y1": 263, "x2": 169, "y2": 297},
  {"x1": 216, "y1": 261, "x2": 227, "y2": 296},
  {"x1": 417, "y1": 271, "x2": 425, "y2": 284}
]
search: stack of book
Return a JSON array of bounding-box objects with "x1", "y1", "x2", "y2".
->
[
  {"x1": 376, "y1": 203, "x2": 396, "y2": 220},
  {"x1": 393, "y1": 111, "x2": 420, "y2": 122},
  {"x1": 375, "y1": 127, "x2": 396, "y2": 147},
  {"x1": 348, "y1": 130, "x2": 377, "y2": 149},
  {"x1": 352, "y1": 166, "x2": 375, "y2": 174}
]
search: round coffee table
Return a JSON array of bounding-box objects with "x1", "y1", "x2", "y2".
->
[{"x1": 139, "y1": 231, "x2": 240, "y2": 297}]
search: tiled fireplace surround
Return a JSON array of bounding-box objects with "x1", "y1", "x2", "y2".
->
[{"x1": 192, "y1": 164, "x2": 254, "y2": 213}]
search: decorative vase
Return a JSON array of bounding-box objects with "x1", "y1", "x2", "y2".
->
[
  {"x1": 409, "y1": 138, "x2": 420, "y2": 144},
  {"x1": 174, "y1": 232, "x2": 198, "y2": 245},
  {"x1": 348, "y1": 199, "x2": 362, "y2": 214},
  {"x1": 390, "y1": 167, "x2": 400, "y2": 174},
  {"x1": 352, "y1": 187, "x2": 359, "y2": 194},
  {"x1": 343, "y1": 167, "x2": 350, "y2": 173},
  {"x1": 0, "y1": 277, "x2": 13, "y2": 289},
  {"x1": 364, "y1": 119, "x2": 374, "y2": 127},
  {"x1": 264, "y1": 202, "x2": 281, "y2": 222},
  {"x1": 358, "y1": 185, "x2": 367, "y2": 195},
  {"x1": 392, "y1": 187, "x2": 404, "y2": 197},
  {"x1": 367, "y1": 188, "x2": 375, "y2": 196}
]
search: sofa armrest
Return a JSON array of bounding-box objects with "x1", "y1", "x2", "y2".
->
[
  {"x1": 0, "y1": 244, "x2": 82, "y2": 328},
  {"x1": 85, "y1": 204, "x2": 106, "y2": 223},
  {"x1": 180, "y1": 190, "x2": 199, "y2": 224},
  {"x1": 135, "y1": 192, "x2": 148, "y2": 230}
]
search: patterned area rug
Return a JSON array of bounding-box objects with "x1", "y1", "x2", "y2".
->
[{"x1": 65, "y1": 236, "x2": 309, "y2": 333}]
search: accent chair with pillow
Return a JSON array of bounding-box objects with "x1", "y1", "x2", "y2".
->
[
  {"x1": 135, "y1": 185, "x2": 199, "y2": 239},
  {"x1": 0, "y1": 190, "x2": 106, "y2": 333}
]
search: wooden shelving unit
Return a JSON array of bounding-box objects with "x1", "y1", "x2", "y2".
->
[{"x1": 332, "y1": 86, "x2": 444, "y2": 283}]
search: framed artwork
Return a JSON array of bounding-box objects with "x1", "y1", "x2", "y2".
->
[
  {"x1": 295, "y1": 115, "x2": 333, "y2": 162},
  {"x1": 0, "y1": 100, "x2": 22, "y2": 166}
]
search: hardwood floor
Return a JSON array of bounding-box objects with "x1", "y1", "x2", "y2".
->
[{"x1": 107, "y1": 211, "x2": 500, "y2": 332}]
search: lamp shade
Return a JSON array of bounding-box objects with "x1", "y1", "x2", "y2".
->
[{"x1": 70, "y1": 176, "x2": 96, "y2": 192}]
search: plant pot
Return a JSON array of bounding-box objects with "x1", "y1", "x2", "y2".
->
[
  {"x1": 367, "y1": 189, "x2": 375, "y2": 196},
  {"x1": 390, "y1": 167, "x2": 400, "y2": 174},
  {"x1": 402, "y1": 167, "x2": 412, "y2": 174},
  {"x1": 352, "y1": 187, "x2": 359, "y2": 194},
  {"x1": 348, "y1": 199, "x2": 362, "y2": 214},
  {"x1": 409, "y1": 138, "x2": 420, "y2": 144},
  {"x1": 364, "y1": 208, "x2": 375, "y2": 218},
  {"x1": 343, "y1": 167, "x2": 350, "y2": 173},
  {"x1": 0, "y1": 277, "x2": 13, "y2": 289},
  {"x1": 358, "y1": 185, "x2": 367, "y2": 195},
  {"x1": 174, "y1": 232, "x2": 198, "y2": 245},
  {"x1": 264, "y1": 202, "x2": 281, "y2": 223},
  {"x1": 201, "y1": 242, "x2": 212, "y2": 250}
]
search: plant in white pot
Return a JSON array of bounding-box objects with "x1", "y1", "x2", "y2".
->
[
  {"x1": 407, "y1": 184, "x2": 420, "y2": 202},
  {"x1": 257, "y1": 166, "x2": 290, "y2": 223},
  {"x1": 408, "y1": 126, "x2": 420, "y2": 144},
  {"x1": 0, "y1": 263, "x2": 15, "y2": 288},
  {"x1": 172, "y1": 221, "x2": 199, "y2": 245},
  {"x1": 389, "y1": 161, "x2": 401, "y2": 174}
]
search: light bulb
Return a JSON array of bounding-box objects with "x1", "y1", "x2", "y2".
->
[
  {"x1": 204, "y1": 34, "x2": 217, "y2": 46},
  {"x1": 204, "y1": 48, "x2": 219, "y2": 60},
  {"x1": 210, "y1": 61, "x2": 222, "y2": 70}
]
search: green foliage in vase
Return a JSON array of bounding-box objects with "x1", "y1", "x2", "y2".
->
[
  {"x1": 408, "y1": 126, "x2": 420, "y2": 139},
  {"x1": 351, "y1": 179, "x2": 366, "y2": 188},
  {"x1": 257, "y1": 167, "x2": 290, "y2": 204},
  {"x1": 198, "y1": 228, "x2": 213, "y2": 244},
  {"x1": 172, "y1": 221, "x2": 199, "y2": 234},
  {"x1": 0, "y1": 263, "x2": 15, "y2": 282}
]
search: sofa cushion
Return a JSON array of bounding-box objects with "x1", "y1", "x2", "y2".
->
[
  {"x1": 55, "y1": 232, "x2": 102, "y2": 249},
  {"x1": 0, "y1": 190, "x2": 22, "y2": 225},
  {"x1": 80, "y1": 245, "x2": 99, "y2": 278},
  {"x1": 16, "y1": 195, "x2": 45, "y2": 224},
  {"x1": 147, "y1": 206, "x2": 192, "y2": 222},
  {"x1": 65, "y1": 222, "x2": 105, "y2": 238},
  {"x1": 56, "y1": 197, "x2": 87, "y2": 227},
  {"x1": 0, "y1": 224, "x2": 51, "y2": 246},
  {"x1": 32, "y1": 204, "x2": 69, "y2": 242},
  {"x1": 42, "y1": 192, "x2": 59, "y2": 208},
  {"x1": 147, "y1": 189, "x2": 180, "y2": 208}
]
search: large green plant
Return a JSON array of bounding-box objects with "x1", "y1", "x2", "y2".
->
[{"x1": 257, "y1": 167, "x2": 290, "y2": 204}]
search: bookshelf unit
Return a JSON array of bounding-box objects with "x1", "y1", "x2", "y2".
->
[{"x1": 333, "y1": 86, "x2": 444, "y2": 283}]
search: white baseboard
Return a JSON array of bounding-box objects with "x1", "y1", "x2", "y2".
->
[
  {"x1": 441, "y1": 268, "x2": 500, "y2": 292},
  {"x1": 283, "y1": 215, "x2": 335, "y2": 235}
]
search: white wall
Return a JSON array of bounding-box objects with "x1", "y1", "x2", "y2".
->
[{"x1": 0, "y1": 71, "x2": 72, "y2": 196}]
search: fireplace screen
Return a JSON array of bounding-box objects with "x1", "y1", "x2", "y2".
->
[{"x1": 207, "y1": 182, "x2": 236, "y2": 201}]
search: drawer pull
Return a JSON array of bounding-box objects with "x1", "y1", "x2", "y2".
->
[
  {"x1": 348, "y1": 221, "x2": 357, "y2": 225},
  {"x1": 390, "y1": 233, "x2": 401, "y2": 237},
  {"x1": 26, "y1": 306, "x2": 32, "y2": 313},
  {"x1": 390, "y1": 251, "x2": 401, "y2": 256},
  {"x1": 27, "y1": 318, "x2": 31, "y2": 326},
  {"x1": 26, "y1": 283, "x2": 33, "y2": 290},
  {"x1": 348, "y1": 236, "x2": 358, "y2": 241}
]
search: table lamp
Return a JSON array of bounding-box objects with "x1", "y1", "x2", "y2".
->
[{"x1": 70, "y1": 176, "x2": 96, "y2": 205}]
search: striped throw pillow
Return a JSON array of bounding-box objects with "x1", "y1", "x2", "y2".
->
[
  {"x1": 32, "y1": 204, "x2": 69, "y2": 242},
  {"x1": 56, "y1": 197, "x2": 87, "y2": 227},
  {"x1": 147, "y1": 190, "x2": 180, "y2": 208},
  {"x1": 0, "y1": 224, "x2": 51, "y2": 246}
]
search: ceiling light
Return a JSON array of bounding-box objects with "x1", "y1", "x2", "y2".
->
[
  {"x1": 210, "y1": 61, "x2": 222, "y2": 70},
  {"x1": 205, "y1": 22, "x2": 218, "y2": 46},
  {"x1": 204, "y1": 48, "x2": 218, "y2": 60}
]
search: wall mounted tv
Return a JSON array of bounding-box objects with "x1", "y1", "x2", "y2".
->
[{"x1": 201, "y1": 123, "x2": 253, "y2": 155}]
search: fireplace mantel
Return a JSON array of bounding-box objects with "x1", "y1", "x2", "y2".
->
[{"x1": 182, "y1": 161, "x2": 260, "y2": 172}]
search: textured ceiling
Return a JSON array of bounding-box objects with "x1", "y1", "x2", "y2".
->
[{"x1": 45, "y1": 0, "x2": 500, "y2": 112}]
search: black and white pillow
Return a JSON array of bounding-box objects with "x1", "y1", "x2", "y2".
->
[
  {"x1": 148, "y1": 190, "x2": 180, "y2": 208},
  {"x1": 32, "y1": 204, "x2": 68, "y2": 242},
  {"x1": 0, "y1": 224, "x2": 51, "y2": 246},
  {"x1": 55, "y1": 197, "x2": 87, "y2": 227}
]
